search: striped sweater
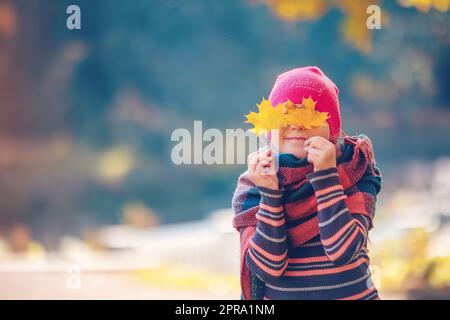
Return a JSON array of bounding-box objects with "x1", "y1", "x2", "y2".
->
[{"x1": 245, "y1": 167, "x2": 379, "y2": 300}]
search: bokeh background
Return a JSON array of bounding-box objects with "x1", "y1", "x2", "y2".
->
[{"x1": 1, "y1": 0, "x2": 450, "y2": 299}]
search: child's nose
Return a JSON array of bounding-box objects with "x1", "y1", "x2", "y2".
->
[{"x1": 288, "y1": 125, "x2": 303, "y2": 131}]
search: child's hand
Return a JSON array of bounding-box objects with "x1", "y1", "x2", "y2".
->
[
  {"x1": 304, "y1": 136, "x2": 337, "y2": 172},
  {"x1": 247, "y1": 147, "x2": 279, "y2": 190}
]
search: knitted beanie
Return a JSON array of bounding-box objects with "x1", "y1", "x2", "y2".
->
[{"x1": 268, "y1": 66, "x2": 341, "y2": 144}]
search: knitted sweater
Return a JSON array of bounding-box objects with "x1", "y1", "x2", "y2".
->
[{"x1": 233, "y1": 135, "x2": 382, "y2": 300}]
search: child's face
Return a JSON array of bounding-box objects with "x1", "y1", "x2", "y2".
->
[{"x1": 270, "y1": 123, "x2": 330, "y2": 159}]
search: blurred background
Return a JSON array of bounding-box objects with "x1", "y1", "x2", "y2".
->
[{"x1": 1, "y1": 0, "x2": 450, "y2": 299}]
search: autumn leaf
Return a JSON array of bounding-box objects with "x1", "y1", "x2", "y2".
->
[
  {"x1": 284, "y1": 99, "x2": 297, "y2": 113},
  {"x1": 284, "y1": 96, "x2": 330, "y2": 129},
  {"x1": 244, "y1": 96, "x2": 329, "y2": 134},
  {"x1": 245, "y1": 98, "x2": 286, "y2": 135}
]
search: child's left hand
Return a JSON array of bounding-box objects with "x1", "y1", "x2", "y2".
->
[{"x1": 304, "y1": 136, "x2": 337, "y2": 172}]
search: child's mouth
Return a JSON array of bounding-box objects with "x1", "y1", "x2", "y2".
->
[{"x1": 284, "y1": 136, "x2": 307, "y2": 141}]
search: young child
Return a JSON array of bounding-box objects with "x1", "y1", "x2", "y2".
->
[{"x1": 232, "y1": 66, "x2": 382, "y2": 300}]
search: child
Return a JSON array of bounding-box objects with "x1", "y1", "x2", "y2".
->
[{"x1": 232, "y1": 66, "x2": 382, "y2": 300}]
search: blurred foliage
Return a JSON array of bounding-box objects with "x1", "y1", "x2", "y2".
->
[
  {"x1": 372, "y1": 228, "x2": 450, "y2": 295},
  {"x1": 399, "y1": 0, "x2": 450, "y2": 12},
  {"x1": 261, "y1": 0, "x2": 450, "y2": 53},
  {"x1": 261, "y1": 0, "x2": 385, "y2": 53},
  {"x1": 136, "y1": 264, "x2": 239, "y2": 293}
]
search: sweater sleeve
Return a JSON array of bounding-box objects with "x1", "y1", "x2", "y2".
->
[
  {"x1": 245, "y1": 186, "x2": 289, "y2": 282},
  {"x1": 306, "y1": 166, "x2": 381, "y2": 266}
]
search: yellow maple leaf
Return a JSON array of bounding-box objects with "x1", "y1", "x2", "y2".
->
[
  {"x1": 301, "y1": 96, "x2": 317, "y2": 110},
  {"x1": 284, "y1": 99, "x2": 297, "y2": 113},
  {"x1": 285, "y1": 96, "x2": 330, "y2": 129},
  {"x1": 245, "y1": 98, "x2": 286, "y2": 135}
]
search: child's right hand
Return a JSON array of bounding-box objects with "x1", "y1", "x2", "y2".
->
[{"x1": 247, "y1": 147, "x2": 279, "y2": 190}]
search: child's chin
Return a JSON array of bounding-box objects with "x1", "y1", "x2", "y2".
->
[{"x1": 282, "y1": 148, "x2": 307, "y2": 159}]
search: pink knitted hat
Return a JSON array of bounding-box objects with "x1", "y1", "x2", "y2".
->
[{"x1": 268, "y1": 66, "x2": 341, "y2": 144}]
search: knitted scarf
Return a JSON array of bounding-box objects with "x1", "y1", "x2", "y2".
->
[{"x1": 231, "y1": 132, "x2": 380, "y2": 300}]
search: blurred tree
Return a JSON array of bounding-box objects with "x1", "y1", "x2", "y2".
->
[{"x1": 259, "y1": 0, "x2": 449, "y2": 53}]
